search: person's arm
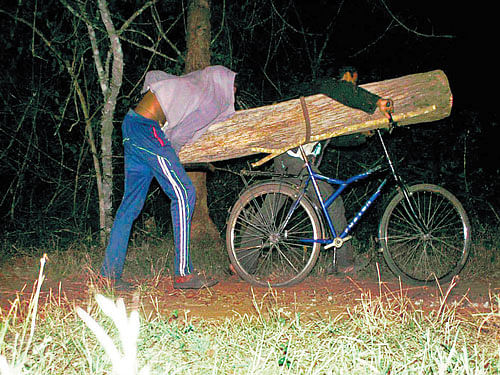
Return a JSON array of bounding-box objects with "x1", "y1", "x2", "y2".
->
[
  {"x1": 319, "y1": 79, "x2": 378, "y2": 113},
  {"x1": 317, "y1": 78, "x2": 393, "y2": 144},
  {"x1": 319, "y1": 79, "x2": 393, "y2": 117}
]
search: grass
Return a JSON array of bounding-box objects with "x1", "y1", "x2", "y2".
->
[
  {"x1": 1, "y1": 214, "x2": 499, "y2": 282},
  {"x1": 0, "y1": 222, "x2": 499, "y2": 374},
  {"x1": 0, "y1": 253, "x2": 499, "y2": 374},
  {"x1": 0, "y1": 223, "x2": 229, "y2": 284}
]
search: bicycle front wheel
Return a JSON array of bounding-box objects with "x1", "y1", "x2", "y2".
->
[
  {"x1": 226, "y1": 181, "x2": 322, "y2": 287},
  {"x1": 379, "y1": 184, "x2": 471, "y2": 285}
]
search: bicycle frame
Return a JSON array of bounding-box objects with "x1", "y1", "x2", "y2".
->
[
  {"x1": 298, "y1": 151, "x2": 388, "y2": 248},
  {"x1": 295, "y1": 127, "x2": 423, "y2": 249},
  {"x1": 227, "y1": 113, "x2": 471, "y2": 287}
]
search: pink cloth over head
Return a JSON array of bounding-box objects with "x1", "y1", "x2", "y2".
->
[{"x1": 142, "y1": 66, "x2": 236, "y2": 151}]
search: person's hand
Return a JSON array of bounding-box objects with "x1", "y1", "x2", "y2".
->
[{"x1": 377, "y1": 98, "x2": 394, "y2": 119}]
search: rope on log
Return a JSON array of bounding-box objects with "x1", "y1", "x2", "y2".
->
[
  {"x1": 250, "y1": 104, "x2": 437, "y2": 167},
  {"x1": 299, "y1": 96, "x2": 312, "y2": 145},
  {"x1": 177, "y1": 70, "x2": 452, "y2": 165}
]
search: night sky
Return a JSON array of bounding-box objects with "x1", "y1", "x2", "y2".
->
[{"x1": 279, "y1": 2, "x2": 493, "y2": 118}]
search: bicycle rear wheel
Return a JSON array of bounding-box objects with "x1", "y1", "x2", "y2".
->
[
  {"x1": 226, "y1": 181, "x2": 322, "y2": 287},
  {"x1": 379, "y1": 183, "x2": 471, "y2": 285}
]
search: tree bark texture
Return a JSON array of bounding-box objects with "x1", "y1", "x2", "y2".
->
[
  {"x1": 178, "y1": 70, "x2": 452, "y2": 167},
  {"x1": 98, "y1": 0, "x2": 124, "y2": 240},
  {"x1": 185, "y1": 0, "x2": 211, "y2": 73},
  {"x1": 184, "y1": 0, "x2": 223, "y2": 246}
]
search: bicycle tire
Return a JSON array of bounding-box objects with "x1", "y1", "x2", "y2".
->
[
  {"x1": 379, "y1": 183, "x2": 471, "y2": 285},
  {"x1": 226, "y1": 181, "x2": 322, "y2": 287}
]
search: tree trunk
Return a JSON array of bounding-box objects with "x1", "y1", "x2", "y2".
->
[
  {"x1": 97, "y1": 0, "x2": 124, "y2": 241},
  {"x1": 188, "y1": 171, "x2": 222, "y2": 243},
  {"x1": 185, "y1": 0, "x2": 211, "y2": 73},
  {"x1": 184, "y1": 0, "x2": 223, "y2": 247},
  {"x1": 82, "y1": 0, "x2": 124, "y2": 244},
  {"x1": 178, "y1": 69, "x2": 453, "y2": 166}
]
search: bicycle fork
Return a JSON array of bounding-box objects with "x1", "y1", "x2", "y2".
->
[{"x1": 376, "y1": 130, "x2": 428, "y2": 232}]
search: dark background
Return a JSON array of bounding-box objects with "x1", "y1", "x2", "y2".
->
[
  {"x1": 0, "y1": 1, "x2": 498, "y2": 254},
  {"x1": 207, "y1": 1, "x2": 499, "y2": 229}
]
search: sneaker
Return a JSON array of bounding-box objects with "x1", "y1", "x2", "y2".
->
[{"x1": 174, "y1": 272, "x2": 218, "y2": 289}]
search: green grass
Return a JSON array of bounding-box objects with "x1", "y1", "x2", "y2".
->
[
  {"x1": 0, "y1": 222, "x2": 499, "y2": 374},
  {"x1": 0, "y1": 256, "x2": 499, "y2": 374}
]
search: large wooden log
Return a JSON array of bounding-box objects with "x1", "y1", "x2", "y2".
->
[{"x1": 178, "y1": 69, "x2": 452, "y2": 165}]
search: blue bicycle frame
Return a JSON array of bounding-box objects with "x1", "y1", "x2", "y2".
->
[
  {"x1": 295, "y1": 145, "x2": 388, "y2": 249},
  {"x1": 276, "y1": 122, "x2": 425, "y2": 250}
]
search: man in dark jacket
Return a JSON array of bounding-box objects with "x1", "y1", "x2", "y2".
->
[{"x1": 275, "y1": 66, "x2": 393, "y2": 275}]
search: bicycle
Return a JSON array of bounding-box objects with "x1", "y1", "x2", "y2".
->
[{"x1": 226, "y1": 118, "x2": 471, "y2": 287}]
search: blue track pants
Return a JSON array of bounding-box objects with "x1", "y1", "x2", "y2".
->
[{"x1": 101, "y1": 110, "x2": 195, "y2": 279}]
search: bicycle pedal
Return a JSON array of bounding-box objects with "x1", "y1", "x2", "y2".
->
[{"x1": 324, "y1": 236, "x2": 352, "y2": 250}]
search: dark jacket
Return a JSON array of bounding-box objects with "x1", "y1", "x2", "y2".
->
[
  {"x1": 315, "y1": 78, "x2": 381, "y2": 147},
  {"x1": 316, "y1": 78, "x2": 380, "y2": 114}
]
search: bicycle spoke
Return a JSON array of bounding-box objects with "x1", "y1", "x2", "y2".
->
[
  {"x1": 380, "y1": 184, "x2": 470, "y2": 285},
  {"x1": 227, "y1": 182, "x2": 322, "y2": 287}
]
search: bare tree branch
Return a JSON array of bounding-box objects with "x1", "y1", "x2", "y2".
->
[
  {"x1": 379, "y1": 0, "x2": 455, "y2": 39},
  {"x1": 151, "y1": 4, "x2": 184, "y2": 58},
  {"x1": 349, "y1": 20, "x2": 395, "y2": 58}
]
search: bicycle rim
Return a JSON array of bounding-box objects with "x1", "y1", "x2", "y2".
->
[
  {"x1": 379, "y1": 184, "x2": 471, "y2": 285},
  {"x1": 226, "y1": 182, "x2": 322, "y2": 287}
]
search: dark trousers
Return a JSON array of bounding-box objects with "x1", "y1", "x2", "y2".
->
[{"x1": 274, "y1": 154, "x2": 354, "y2": 268}]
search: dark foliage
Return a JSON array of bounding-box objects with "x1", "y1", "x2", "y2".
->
[{"x1": 0, "y1": 0, "x2": 497, "y2": 255}]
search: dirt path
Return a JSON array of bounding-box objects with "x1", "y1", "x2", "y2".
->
[
  {"x1": 143, "y1": 274, "x2": 499, "y2": 320},
  {"x1": 1, "y1": 269, "x2": 498, "y2": 321}
]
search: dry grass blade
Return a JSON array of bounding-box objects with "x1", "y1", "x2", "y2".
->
[{"x1": 76, "y1": 295, "x2": 150, "y2": 375}]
